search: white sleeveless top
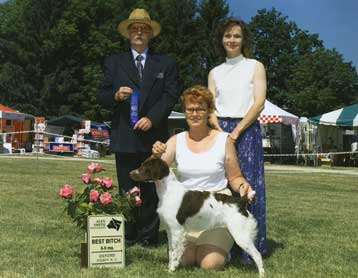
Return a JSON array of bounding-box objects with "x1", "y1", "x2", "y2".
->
[
  {"x1": 212, "y1": 55, "x2": 257, "y2": 117},
  {"x1": 175, "y1": 131, "x2": 228, "y2": 191}
]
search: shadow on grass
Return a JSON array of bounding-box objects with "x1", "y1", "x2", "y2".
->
[
  {"x1": 125, "y1": 235, "x2": 284, "y2": 269},
  {"x1": 124, "y1": 231, "x2": 169, "y2": 266},
  {"x1": 264, "y1": 238, "x2": 284, "y2": 258},
  {"x1": 230, "y1": 238, "x2": 284, "y2": 269}
]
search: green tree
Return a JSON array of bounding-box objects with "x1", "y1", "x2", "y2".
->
[
  {"x1": 0, "y1": 0, "x2": 137, "y2": 119},
  {"x1": 248, "y1": 8, "x2": 323, "y2": 110},
  {"x1": 150, "y1": 0, "x2": 199, "y2": 94},
  {"x1": 0, "y1": 0, "x2": 42, "y2": 115},
  {"x1": 287, "y1": 48, "x2": 358, "y2": 116},
  {"x1": 148, "y1": 0, "x2": 229, "y2": 111},
  {"x1": 196, "y1": 0, "x2": 229, "y2": 80},
  {"x1": 249, "y1": 8, "x2": 358, "y2": 115},
  {"x1": 1, "y1": 2, "x2": 356, "y2": 120},
  {"x1": 0, "y1": 0, "x2": 231, "y2": 118}
]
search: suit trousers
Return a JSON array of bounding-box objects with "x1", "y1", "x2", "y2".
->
[{"x1": 115, "y1": 152, "x2": 160, "y2": 244}]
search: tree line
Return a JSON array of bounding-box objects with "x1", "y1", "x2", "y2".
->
[{"x1": 1, "y1": 0, "x2": 357, "y2": 122}]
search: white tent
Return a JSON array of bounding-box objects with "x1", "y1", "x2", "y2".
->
[
  {"x1": 169, "y1": 100, "x2": 300, "y2": 124},
  {"x1": 258, "y1": 100, "x2": 299, "y2": 163},
  {"x1": 258, "y1": 100, "x2": 299, "y2": 125},
  {"x1": 308, "y1": 104, "x2": 358, "y2": 157}
]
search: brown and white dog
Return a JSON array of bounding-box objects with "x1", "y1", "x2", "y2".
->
[{"x1": 130, "y1": 157, "x2": 265, "y2": 277}]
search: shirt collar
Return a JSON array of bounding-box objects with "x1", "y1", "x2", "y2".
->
[
  {"x1": 225, "y1": 54, "x2": 244, "y2": 65},
  {"x1": 131, "y1": 48, "x2": 148, "y2": 62}
]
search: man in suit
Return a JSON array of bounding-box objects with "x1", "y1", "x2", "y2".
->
[{"x1": 98, "y1": 9, "x2": 180, "y2": 247}]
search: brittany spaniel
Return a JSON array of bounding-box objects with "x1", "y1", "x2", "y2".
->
[{"x1": 130, "y1": 157, "x2": 265, "y2": 278}]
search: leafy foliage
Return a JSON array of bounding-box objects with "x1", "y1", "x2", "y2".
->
[
  {"x1": 0, "y1": 1, "x2": 357, "y2": 119},
  {"x1": 287, "y1": 49, "x2": 358, "y2": 116},
  {"x1": 249, "y1": 8, "x2": 358, "y2": 113},
  {"x1": 59, "y1": 162, "x2": 140, "y2": 230}
]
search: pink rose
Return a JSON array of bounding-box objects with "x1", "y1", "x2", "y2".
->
[
  {"x1": 59, "y1": 184, "x2": 73, "y2": 198},
  {"x1": 93, "y1": 177, "x2": 103, "y2": 185},
  {"x1": 100, "y1": 192, "x2": 112, "y2": 204},
  {"x1": 130, "y1": 186, "x2": 140, "y2": 196},
  {"x1": 89, "y1": 189, "x2": 99, "y2": 202},
  {"x1": 87, "y1": 162, "x2": 104, "y2": 173},
  {"x1": 135, "y1": 195, "x2": 142, "y2": 206},
  {"x1": 81, "y1": 173, "x2": 91, "y2": 184},
  {"x1": 102, "y1": 177, "x2": 113, "y2": 189}
]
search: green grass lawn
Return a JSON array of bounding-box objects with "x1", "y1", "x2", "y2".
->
[{"x1": 0, "y1": 156, "x2": 357, "y2": 278}]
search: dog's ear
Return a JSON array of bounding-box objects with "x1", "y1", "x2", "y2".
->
[
  {"x1": 151, "y1": 158, "x2": 169, "y2": 180},
  {"x1": 143, "y1": 156, "x2": 153, "y2": 164}
]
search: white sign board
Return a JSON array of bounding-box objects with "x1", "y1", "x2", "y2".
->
[
  {"x1": 84, "y1": 120, "x2": 91, "y2": 133},
  {"x1": 87, "y1": 215, "x2": 125, "y2": 268}
]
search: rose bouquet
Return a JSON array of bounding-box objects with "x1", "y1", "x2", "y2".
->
[{"x1": 59, "y1": 162, "x2": 141, "y2": 230}]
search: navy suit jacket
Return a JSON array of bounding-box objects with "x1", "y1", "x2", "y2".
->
[{"x1": 98, "y1": 50, "x2": 180, "y2": 153}]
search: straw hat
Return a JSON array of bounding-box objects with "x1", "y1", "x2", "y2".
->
[{"x1": 117, "y1": 9, "x2": 161, "y2": 38}]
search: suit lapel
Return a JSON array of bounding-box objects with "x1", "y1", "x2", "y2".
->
[
  {"x1": 118, "y1": 51, "x2": 141, "y2": 87},
  {"x1": 140, "y1": 53, "x2": 161, "y2": 110}
]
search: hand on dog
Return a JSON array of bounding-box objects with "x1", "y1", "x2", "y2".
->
[
  {"x1": 235, "y1": 177, "x2": 254, "y2": 204},
  {"x1": 152, "y1": 141, "x2": 167, "y2": 158}
]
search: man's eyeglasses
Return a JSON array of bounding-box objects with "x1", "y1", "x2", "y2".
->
[
  {"x1": 128, "y1": 25, "x2": 152, "y2": 33},
  {"x1": 185, "y1": 107, "x2": 207, "y2": 114}
]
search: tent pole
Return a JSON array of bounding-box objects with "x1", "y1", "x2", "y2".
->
[{"x1": 280, "y1": 124, "x2": 283, "y2": 163}]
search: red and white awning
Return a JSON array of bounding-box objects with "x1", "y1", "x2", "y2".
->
[
  {"x1": 258, "y1": 100, "x2": 298, "y2": 125},
  {"x1": 258, "y1": 115, "x2": 283, "y2": 124}
]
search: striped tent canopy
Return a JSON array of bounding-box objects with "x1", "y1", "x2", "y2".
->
[
  {"x1": 309, "y1": 103, "x2": 358, "y2": 127},
  {"x1": 0, "y1": 104, "x2": 34, "y2": 120},
  {"x1": 258, "y1": 100, "x2": 299, "y2": 125}
]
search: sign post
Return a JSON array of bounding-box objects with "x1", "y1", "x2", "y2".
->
[{"x1": 87, "y1": 215, "x2": 125, "y2": 268}]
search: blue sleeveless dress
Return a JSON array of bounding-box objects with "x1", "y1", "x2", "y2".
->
[{"x1": 218, "y1": 118, "x2": 267, "y2": 259}]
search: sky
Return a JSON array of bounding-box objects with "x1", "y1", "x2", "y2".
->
[{"x1": 227, "y1": 0, "x2": 358, "y2": 68}]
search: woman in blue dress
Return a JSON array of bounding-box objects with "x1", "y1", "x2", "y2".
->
[{"x1": 208, "y1": 18, "x2": 268, "y2": 261}]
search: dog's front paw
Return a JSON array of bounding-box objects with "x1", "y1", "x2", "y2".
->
[
  {"x1": 168, "y1": 265, "x2": 176, "y2": 273},
  {"x1": 168, "y1": 260, "x2": 180, "y2": 273}
]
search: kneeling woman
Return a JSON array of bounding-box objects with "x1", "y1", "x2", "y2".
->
[{"x1": 152, "y1": 85, "x2": 254, "y2": 269}]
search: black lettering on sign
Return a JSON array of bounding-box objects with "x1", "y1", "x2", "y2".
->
[
  {"x1": 92, "y1": 238, "x2": 105, "y2": 244},
  {"x1": 105, "y1": 238, "x2": 121, "y2": 244}
]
